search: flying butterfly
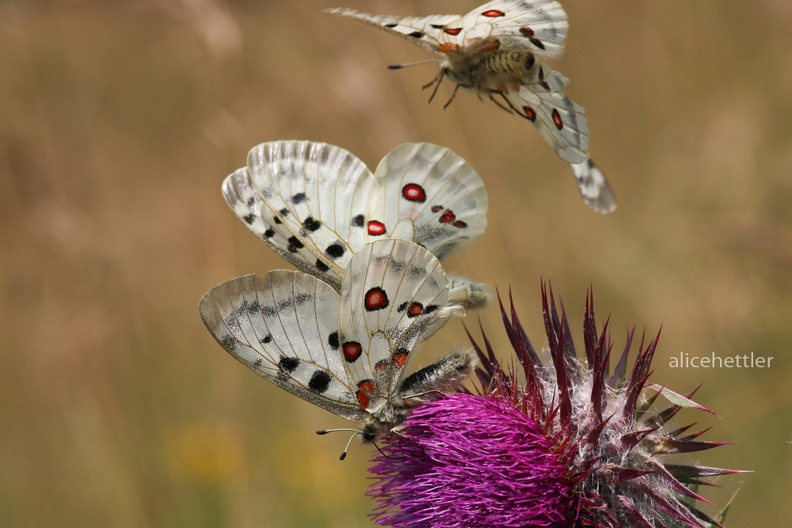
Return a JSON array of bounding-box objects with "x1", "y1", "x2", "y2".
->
[
  {"x1": 326, "y1": 0, "x2": 617, "y2": 214},
  {"x1": 223, "y1": 140, "x2": 490, "y2": 309},
  {"x1": 200, "y1": 239, "x2": 477, "y2": 457}
]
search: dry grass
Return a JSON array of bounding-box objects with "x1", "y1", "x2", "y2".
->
[{"x1": 2, "y1": 0, "x2": 791, "y2": 526}]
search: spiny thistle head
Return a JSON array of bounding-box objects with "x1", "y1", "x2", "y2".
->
[{"x1": 368, "y1": 285, "x2": 743, "y2": 527}]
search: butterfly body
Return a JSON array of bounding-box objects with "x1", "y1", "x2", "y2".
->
[
  {"x1": 327, "y1": 1, "x2": 617, "y2": 213},
  {"x1": 438, "y1": 37, "x2": 536, "y2": 95}
]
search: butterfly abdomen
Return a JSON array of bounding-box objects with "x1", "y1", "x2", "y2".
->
[{"x1": 447, "y1": 39, "x2": 536, "y2": 93}]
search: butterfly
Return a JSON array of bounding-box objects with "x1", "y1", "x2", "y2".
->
[
  {"x1": 199, "y1": 239, "x2": 477, "y2": 456},
  {"x1": 223, "y1": 140, "x2": 491, "y2": 309},
  {"x1": 326, "y1": 0, "x2": 617, "y2": 214}
]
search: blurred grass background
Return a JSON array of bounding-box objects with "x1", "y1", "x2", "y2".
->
[{"x1": 1, "y1": 0, "x2": 791, "y2": 526}]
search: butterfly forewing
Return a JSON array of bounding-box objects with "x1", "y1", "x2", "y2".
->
[
  {"x1": 222, "y1": 168, "x2": 322, "y2": 277},
  {"x1": 324, "y1": 8, "x2": 459, "y2": 53},
  {"x1": 199, "y1": 272, "x2": 365, "y2": 420},
  {"x1": 246, "y1": 141, "x2": 375, "y2": 288},
  {"x1": 370, "y1": 143, "x2": 488, "y2": 259},
  {"x1": 337, "y1": 240, "x2": 453, "y2": 409}
]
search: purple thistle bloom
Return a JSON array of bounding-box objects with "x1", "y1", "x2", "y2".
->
[{"x1": 368, "y1": 285, "x2": 744, "y2": 528}]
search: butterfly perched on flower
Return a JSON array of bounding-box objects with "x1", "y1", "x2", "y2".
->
[
  {"x1": 200, "y1": 239, "x2": 477, "y2": 455},
  {"x1": 223, "y1": 141, "x2": 491, "y2": 309},
  {"x1": 326, "y1": 0, "x2": 617, "y2": 214}
]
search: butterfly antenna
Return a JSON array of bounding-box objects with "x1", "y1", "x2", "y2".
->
[
  {"x1": 388, "y1": 58, "x2": 441, "y2": 70},
  {"x1": 316, "y1": 428, "x2": 363, "y2": 461},
  {"x1": 339, "y1": 432, "x2": 362, "y2": 461}
]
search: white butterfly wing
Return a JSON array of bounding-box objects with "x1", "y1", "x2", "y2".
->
[
  {"x1": 451, "y1": 0, "x2": 568, "y2": 58},
  {"x1": 502, "y1": 67, "x2": 589, "y2": 163},
  {"x1": 223, "y1": 168, "x2": 328, "y2": 279},
  {"x1": 245, "y1": 141, "x2": 375, "y2": 289},
  {"x1": 199, "y1": 272, "x2": 365, "y2": 420},
  {"x1": 571, "y1": 157, "x2": 616, "y2": 214},
  {"x1": 368, "y1": 143, "x2": 488, "y2": 259},
  {"x1": 336, "y1": 240, "x2": 459, "y2": 409},
  {"x1": 325, "y1": 8, "x2": 461, "y2": 54}
]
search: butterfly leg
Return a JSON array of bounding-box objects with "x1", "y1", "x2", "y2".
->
[
  {"x1": 422, "y1": 67, "x2": 446, "y2": 104},
  {"x1": 489, "y1": 92, "x2": 516, "y2": 116},
  {"x1": 442, "y1": 83, "x2": 464, "y2": 110}
]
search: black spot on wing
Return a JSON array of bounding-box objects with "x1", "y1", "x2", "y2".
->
[
  {"x1": 352, "y1": 214, "x2": 365, "y2": 227},
  {"x1": 260, "y1": 334, "x2": 272, "y2": 345},
  {"x1": 328, "y1": 331, "x2": 339, "y2": 350},
  {"x1": 325, "y1": 243, "x2": 345, "y2": 260},
  {"x1": 243, "y1": 213, "x2": 256, "y2": 225},
  {"x1": 315, "y1": 259, "x2": 330, "y2": 273},
  {"x1": 287, "y1": 236, "x2": 304, "y2": 253},
  {"x1": 279, "y1": 355, "x2": 300, "y2": 373},
  {"x1": 292, "y1": 193, "x2": 306, "y2": 204},
  {"x1": 303, "y1": 217, "x2": 321, "y2": 232},
  {"x1": 308, "y1": 370, "x2": 332, "y2": 393},
  {"x1": 409, "y1": 31, "x2": 424, "y2": 39}
]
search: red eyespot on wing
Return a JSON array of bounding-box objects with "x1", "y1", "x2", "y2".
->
[
  {"x1": 364, "y1": 287, "x2": 389, "y2": 311},
  {"x1": 443, "y1": 27, "x2": 462, "y2": 36},
  {"x1": 402, "y1": 183, "x2": 427, "y2": 203},
  {"x1": 523, "y1": 106, "x2": 537, "y2": 122},
  {"x1": 407, "y1": 302, "x2": 423, "y2": 317},
  {"x1": 520, "y1": 27, "x2": 535, "y2": 37},
  {"x1": 482, "y1": 9, "x2": 505, "y2": 17},
  {"x1": 431, "y1": 205, "x2": 443, "y2": 213},
  {"x1": 453, "y1": 220, "x2": 467, "y2": 228},
  {"x1": 367, "y1": 220, "x2": 386, "y2": 236},
  {"x1": 552, "y1": 109, "x2": 563, "y2": 129},
  {"x1": 374, "y1": 360, "x2": 389, "y2": 374},
  {"x1": 439, "y1": 209, "x2": 456, "y2": 224},
  {"x1": 392, "y1": 350, "x2": 409, "y2": 369},
  {"x1": 356, "y1": 380, "x2": 376, "y2": 409},
  {"x1": 342, "y1": 341, "x2": 362, "y2": 362}
]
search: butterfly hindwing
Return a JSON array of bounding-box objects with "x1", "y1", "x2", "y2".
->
[
  {"x1": 337, "y1": 240, "x2": 459, "y2": 410},
  {"x1": 368, "y1": 143, "x2": 488, "y2": 259},
  {"x1": 571, "y1": 157, "x2": 616, "y2": 214},
  {"x1": 502, "y1": 67, "x2": 589, "y2": 163},
  {"x1": 199, "y1": 271, "x2": 365, "y2": 420}
]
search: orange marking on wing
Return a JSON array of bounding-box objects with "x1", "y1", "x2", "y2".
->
[{"x1": 439, "y1": 43, "x2": 461, "y2": 53}]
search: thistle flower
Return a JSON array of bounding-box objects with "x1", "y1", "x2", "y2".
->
[{"x1": 368, "y1": 285, "x2": 742, "y2": 527}]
